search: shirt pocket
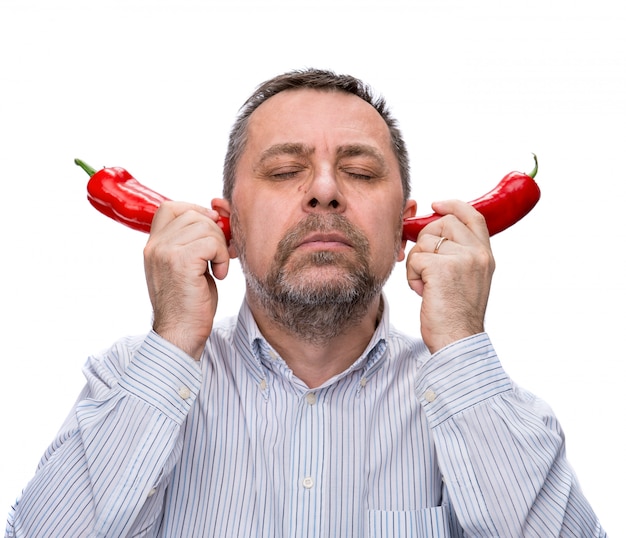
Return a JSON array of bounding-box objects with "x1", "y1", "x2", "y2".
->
[{"x1": 367, "y1": 507, "x2": 450, "y2": 538}]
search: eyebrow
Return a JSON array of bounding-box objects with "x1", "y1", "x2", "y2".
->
[
  {"x1": 336, "y1": 144, "x2": 388, "y2": 170},
  {"x1": 257, "y1": 142, "x2": 388, "y2": 170},
  {"x1": 258, "y1": 143, "x2": 314, "y2": 164}
]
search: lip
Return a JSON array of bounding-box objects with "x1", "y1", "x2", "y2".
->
[{"x1": 297, "y1": 232, "x2": 353, "y2": 249}]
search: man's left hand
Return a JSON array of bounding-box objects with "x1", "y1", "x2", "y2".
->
[{"x1": 406, "y1": 200, "x2": 496, "y2": 354}]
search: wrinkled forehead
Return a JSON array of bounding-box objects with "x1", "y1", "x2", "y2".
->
[{"x1": 245, "y1": 88, "x2": 396, "y2": 155}]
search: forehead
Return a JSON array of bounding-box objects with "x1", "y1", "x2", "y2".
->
[{"x1": 245, "y1": 88, "x2": 394, "y2": 153}]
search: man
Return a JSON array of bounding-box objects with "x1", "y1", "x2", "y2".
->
[{"x1": 7, "y1": 69, "x2": 605, "y2": 537}]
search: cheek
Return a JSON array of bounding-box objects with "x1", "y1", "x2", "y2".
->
[
  {"x1": 232, "y1": 211, "x2": 279, "y2": 271},
  {"x1": 366, "y1": 215, "x2": 405, "y2": 267}
]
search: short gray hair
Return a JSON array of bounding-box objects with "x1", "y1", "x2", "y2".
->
[{"x1": 222, "y1": 68, "x2": 410, "y2": 201}]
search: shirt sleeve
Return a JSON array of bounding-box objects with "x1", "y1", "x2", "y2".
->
[
  {"x1": 416, "y1": 332, "x2": 606, "y2": 538},
  {"x1": 5, "y1": 331, "x2": 202, "y2": 538}
]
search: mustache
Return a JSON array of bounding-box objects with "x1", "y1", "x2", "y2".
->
[{"x1": 275, "y1": 214, "x2": 370, "y2": 264}]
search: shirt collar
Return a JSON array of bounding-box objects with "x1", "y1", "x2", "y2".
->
[{"x1": 233, "y1": 295, "x2": 391, "y2": 390}]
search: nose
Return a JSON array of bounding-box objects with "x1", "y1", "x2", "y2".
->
[{"x1": 303, "y1": 166, "x2": 345, "y2": 213}]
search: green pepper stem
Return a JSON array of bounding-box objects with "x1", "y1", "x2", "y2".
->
[
  {"x1": 528, "y1": 153, "x2": 538, "y2": 179},
  {"x1": 74, "y1": 158, "x2": 97, "y2": 177}
]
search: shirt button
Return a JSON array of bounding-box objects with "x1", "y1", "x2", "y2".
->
[
  {"x1": 259, "y1": 379, "x2": 267, "y2": 391},
  {"x1": 302, "y1": 476, "x2": 314, "y2": 489},
  {"x1": 147, "y1": 487, "x2": 157, "y2": 498},
  {"x1": 178, "y1": 386, "x2": 191, "y2": 399},
  {"x1": 360, "y1": 377, "x2": 367, "y2": 387},
  {"x1": 305, "y1": 392, "x2": 316, "y2": 405},
  {"x1": 424, "y1": 389, "x2": 437, "y2": 403}
]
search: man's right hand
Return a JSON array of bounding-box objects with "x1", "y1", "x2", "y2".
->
[{"x1": 143, "y1": 201, "x2": 231, "y2": 360}]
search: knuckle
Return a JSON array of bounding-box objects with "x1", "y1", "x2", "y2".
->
[
  {"x1": 470, "y1": 248, "x2": 495, "y2": 275},
  {"x1": 472, "y1": 211, "x2": 487, "y2": 227},
  {"x1": 143, "y1": 240, "x2": 156, "y2": 260}
]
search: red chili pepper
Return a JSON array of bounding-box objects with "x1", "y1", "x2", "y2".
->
[
  {"x1": 76, "y1": 156, "x2": 539, "y2": 243},
  {"x1": 401, "y1": 154, "x2": 540, "y2": 241},
  {"x1": 75, "y1": 159, "x2": 231, "y2": 241}
]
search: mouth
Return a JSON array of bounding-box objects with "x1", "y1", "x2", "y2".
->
[
  {"x1": 273, "y1": 214, "x2": 367, "y2": 265},
  {"x1": 297, "y1": 232, "x2": 354, "y2": 251}
]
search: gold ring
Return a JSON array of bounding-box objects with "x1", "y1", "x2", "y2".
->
[{"x1": 434, "y1": 236, "x2": 448, "y2": 254}]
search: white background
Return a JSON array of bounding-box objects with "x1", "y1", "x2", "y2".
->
[{"x1": 1, "y1": 0, "x2": 624, "y2": 535}]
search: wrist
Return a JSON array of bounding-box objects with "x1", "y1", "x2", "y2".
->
[
  {"x1": 424, "y1": 323, "x2": 485, "y2": 354},
  {"x1": 152, "y1": 324, "x2": 207, "y2": 361}
]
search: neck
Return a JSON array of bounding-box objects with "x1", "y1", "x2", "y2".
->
[{"x1": 247, "y1": 293, "x2": 383, "y2": 388}]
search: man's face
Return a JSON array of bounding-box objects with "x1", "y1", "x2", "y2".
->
[{"x1": 229, "y1": 88, "x2": 414, "y2": 337}]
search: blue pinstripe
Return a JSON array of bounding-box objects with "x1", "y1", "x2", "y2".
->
[{"x1": 6, "y1": 299, "x2": 605, "y2": 537}]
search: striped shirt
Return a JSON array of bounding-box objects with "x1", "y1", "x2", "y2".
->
[{"x1": 6, "y1": 298, "x2": 605, "y2": 537}]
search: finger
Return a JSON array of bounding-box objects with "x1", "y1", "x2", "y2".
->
[
  {"x1": 411, "y1": 231, "x2": 456, "y2": 258},
  {"x1": 158, "y1": 211, "x2": 223, "y2": 245},
  {"x1": 151, "y1": 203, "x2": 230, "y2": 261},
  {"x1": 172, "y1": 225, "x2": 231, "y2": 281},
  {"x1": 432, "y1": 235, "x2": 450, "y2": 254},
  {"x1": 425, "y1": 200, "x2": 489, "y2": 240},
  {"x1": 405, "y1": 248, "x2": 428, "y2": 294},
  {"x1": 405, "y1": 234, "x2": 458, "y2": 293},
  {"x1": 406, "y1": 263, "x2": 425, "y2": 296},
  {"x1": 151, "y1": 201, "x2": 216, "y2": 234},
  {"x1": 208, "y1": 239, "x2": 231, "y2": 280},
  {"x1": 146, "y1": 211, "x2": 231, "y2": 280}
]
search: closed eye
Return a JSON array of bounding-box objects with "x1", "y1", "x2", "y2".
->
[
  {"x1": 256, "y1": 143, "x2": 313, "y2": 181},
  {"x1": 348, "y1": 172, "x2": 374, "y2": 180},
  {"x1": 270, "y1": 167, "x2": 306, "y2": 180},
  {"x1": 341, "y1": 167, "x2": 376, "y2": 181}
]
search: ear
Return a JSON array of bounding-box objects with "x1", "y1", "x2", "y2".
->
[
  {"x1": 211, "y1": 198, "x2": 238, "y2": 259},
  {"x1": 396, "y1": 199, "x2": 417, "y2": 262}
]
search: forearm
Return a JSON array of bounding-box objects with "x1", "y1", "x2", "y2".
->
[
  {"x1": 418, "y1": 333, "x2": 605, "y2": 537},
  {"x1": 6, "y1": 332, "x2": 201, "y2": 538}
]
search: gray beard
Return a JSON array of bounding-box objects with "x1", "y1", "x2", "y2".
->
[{"x1": 232, "y1": 212, "x2": 398, "y2": 345}]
